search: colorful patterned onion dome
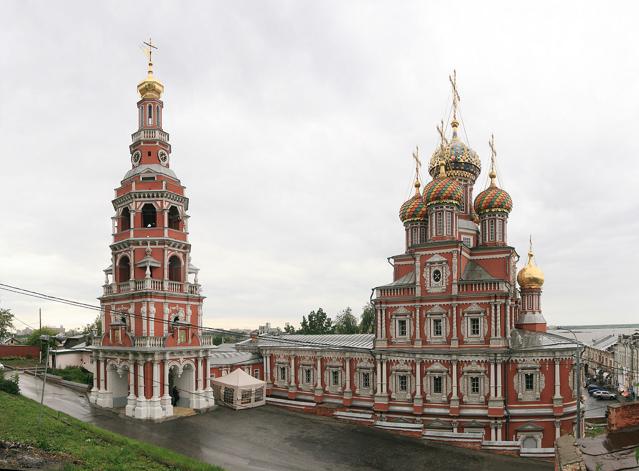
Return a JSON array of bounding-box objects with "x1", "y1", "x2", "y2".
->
[
  {"x1": 429, "y1": 120, "x2": 481, "y2": 181},
  {"x1": 517, "y1": 245, "x2": 545, "y2": 289},
  {"x1": 422, "y1": 162, "x2": 464, "y2": 207},
  {"x1": 399, "y1": 181, "x2": 428, "y2": 223},
  {"x1": 473, "y1": 170, "x2": 513, "y2": 215}
]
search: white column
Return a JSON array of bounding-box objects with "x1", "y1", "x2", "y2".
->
[
  {"x1": 289, "y1": 356, "x2": 295, "y2": 387},
  {"x1": 263, "y1": 355, "x2": 267, "y2": 381},
  {"x1": 505, "y1": 300, "x2": 511, "y2": 338},
  {"x1": 415, "y1": 307, "x2": 421, "y2": 343},
  {"x1": 496, "y1": 302, "x2": 501, "y2": 338},
  {"x1": 152, "y1": 361, "x2": 160, "y2": 399},
  {"x1": 376, "y1": 307, "x2": 381, "y2": 339},
  {"x1": 381, "y1": 308, "x2": 386, "y2": 338},
  {"x1": 555, "y1": 420, "x2": 561, "y2": 439},
  {"x1": 135, "y1": 359, "x2": 148, "y2": 419},
  {"x1": 554, "y1": 358, "x2": 562, "y2": 399},
  {"x1": 415, "y1": 359, "x2": 422, "y2": 397},
  {"x1": 381, "y1": 359, "x2": 387, "y2": 394},
  {"x1": 451, "y1": 304, "x2": 458, "y2": 344},
  {"x1": 497, "y1": 422, "x2": 503, "y2": 441},
  {"x1": 345, "y1": 358, "x2": 351, "y2": 392},
  {"x1": 376, "y1": 358, "x2": 382, "y2": 394},
  {"x1": 99, "y1": 358, "x2": 105, "y2": 391},
  {"x1": 491, "y1": 303, "x2": 496, "y2": 339},
  {"x1": 490, "y1": 424, "x2": 496, "y2": 441},
  {"x1": 497, "y1": 361, "x2": 503, "y2": 398},
  {"x1": 452, "y1": 360, "x2": 458, "y2": 397},
  {"x1": 490, "y1": 360, "x2": 495, "y2": 398}
]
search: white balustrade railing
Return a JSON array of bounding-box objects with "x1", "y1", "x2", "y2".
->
[
  {"x1": 131, "y1": 129, "x2": 170, "y2": 143},
  {"x1": 167, "y1": 281, "x2": 182, "y2": 292},
  {"x1": 133, "y1": 336, "x2": 165, "y2": 348},
  {"x1": 187, "y1": 283, "x2": 200, "y2": 295},
  {"x1": 200, "y1": 335, "x2": 215, "y2": 346},
  {"x1": 103, "y1": 280, "x2": 201, "y2": 296}
]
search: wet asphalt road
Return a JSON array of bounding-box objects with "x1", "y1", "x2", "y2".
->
[{"x1": 19, "y1": 374, "x2": 550, "y2": 471}]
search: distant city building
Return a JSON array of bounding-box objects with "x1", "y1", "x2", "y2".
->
[{"x1": 258, "y1": 323, "x2": 281, "y2": 336}]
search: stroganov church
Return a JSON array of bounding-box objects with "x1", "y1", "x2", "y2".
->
[{"x1": 90, "y1": 48, "x2": 579, "y2": 457}]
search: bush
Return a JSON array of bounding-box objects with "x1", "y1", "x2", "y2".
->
[
  {"x1": 0, "y1": 369, "x2": 20, "y2": 395},
  {"x1": 50, "y1": 366, "x2": 93, "y2": 385}
]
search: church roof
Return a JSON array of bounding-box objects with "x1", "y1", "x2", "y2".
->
[
  {"x1": 375, "y1": 271, "x2": 415, "y2": 289},
  {"x1": 238, "y1": 334, "x2": 374, "y2": 351},
  {"x1": 509, "y1": 329, "x2": 580, "y2": 351},
  {"x1": 461, "y1": 261, "x2": 498, "y2": 281},
  {"x1": 123, "y1": 164, "x2": 179, "y2": 181}
]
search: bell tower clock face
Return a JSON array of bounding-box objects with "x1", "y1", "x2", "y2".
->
[
  {"x1": 131, "y1": 151, "x2": 141, "y2": 167},
  {"x1": 158, "y1": 150, "x2": 169, "y2": 167}
]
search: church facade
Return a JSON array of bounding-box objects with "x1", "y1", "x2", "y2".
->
[
  {"x1": 237, "y1": 81, "x2": 580, "y2": 455},
  {"x1": 89, "y1": 45, "x2": 215, "y2": 419}
]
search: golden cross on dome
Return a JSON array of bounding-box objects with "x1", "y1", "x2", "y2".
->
[
  {"x1": 436, "y1": 120, "x2": 448, "y2": 149},
  {"x1": 143, "y1": 38, "x2": 158, "y2": 73},
  {"x1": 412, "y1": 146, "x2": 421, "y2": 186},
  {"x1": 488, "y1": 133, "x2": 498, "y2": 186},
  {"x1": 449, "y1": 69, "x2": 461, "y2": 120}
]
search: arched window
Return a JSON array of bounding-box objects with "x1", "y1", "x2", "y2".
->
[
  {"x1": 120, "y1": 207, "x2": 130, "y2": 231},
  {"x1": 157, "y1": 105, "x2": 161, "y2": 127},
  {"x1": 138, "y1": 106, "x2": 143, "y2": 128},
  {"x1": 168, "y1": 256, "x2": 182, "y2": 282},
  {"x1": 142, "y1": 204, "x2": 157, "y2": 228},
  {"x1": 118, "y1": 255, "x2": 131, "y2": 283},
  {"x1": 147, "y1": 104, "x2": 153, "y2": 125},
  {"x1": 168, "y1": 206, "x2": 180, "y2": 230}
]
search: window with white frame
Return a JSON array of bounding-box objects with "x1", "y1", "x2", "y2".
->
[
  {"x1": 514, "y1": 363, "x2": 545, "y2": 401},
  {"x1": 399, "y1": 374, "x2": 408, "y2": 392},
  {"x1": 424, "y1": 255, "x2": 448, "y2": 293},
  {"x1": 331, "y1": 369, "x2": 340, "y2": 386},
  {"x1": 390, "y1": 308, "x2": 412, "y2": 342},
  {"x1": 305, "y1": 368, "x2": 313, "y2": 384},
  {"x1": 274, "y1": 363, "x2": 289, "y2": 387},
  {"x1": 445, "y1": 211, "x2": 452, "y2": 235},
  {"x1": 461, "y1": 363, "x2": 488, "y2": 404},
  {"x1": 462, "y1": 236, "x2": 472, "y2": 247},
  {"x1": 324, "y1": 364, "x2": 343, "y2": 394},
  {"x1": 433, "y1": 318, "x2": 443, "y2": 337},
  {"x1": 424, "y1": 362, "x2": 450, "y2": 403},
  {"x1": 470, "y1": 318, "x2": 480, "y2": 336},
  {"x1": 355, "y1": 362, "x2": 375, "y2": 396},
  {"x1": 390, "y1": 364, "x2": 414, "y2": 401},
  {"x1": 461, "y1": 304, "x2": 486, "y2": 344},
  {"x1": 426, "y1": 306, "x2": 448, "y2": 344},
  {"x1": 398, "y1": 319, "x2": 407, "y2": 337},
  {"x1": 279, "y1": 366, "x2": 286, "y2": 381}
]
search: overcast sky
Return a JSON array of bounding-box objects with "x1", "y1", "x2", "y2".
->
[{"x1": 1, "y1": 1, "x2": 637, "y2": 332}]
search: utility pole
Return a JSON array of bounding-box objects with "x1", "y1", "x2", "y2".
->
[
  {"x1": 575, "y1": 344, "x2": 582, "y2": 438},
  {"x1": 37, "y1": 334, "x2": 50, "y2": 425},
  {"x1": 39, "y1": 308, "x2": 41, "y2": 331}
]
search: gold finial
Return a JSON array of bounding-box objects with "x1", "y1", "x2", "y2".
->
[
  {"x1": 517, "y1": 234, "x2": 545, "y2": 289},
  {"x1": 143, "y1": 38, "x2": 158, "y2": 76},
  {"x1": 412, "y1": 146, "x2": 422, "y2": 191},
  {"x1": 438, "y1": 159, "x2": 447, "y2": 178},
  {"x1": 488, "y1": 133, "x2": 497, "y2": 186},
  {"x1": 449, "y1": 69, "x2": 461, "y2": 126},
  {"x1": 138, "y1": 38, "x2": 164, "y2": 99},
  {"x1": 529, "y1": 234, "x2": 533, "y2": 257}
]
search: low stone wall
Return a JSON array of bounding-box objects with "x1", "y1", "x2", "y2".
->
[
  {"x1": 554, "y1": 434, "x2": 586, "y2": 471},
  {"x1": 607, "y1": 402, "x2": 639, "y2": 432},
  {"x1": 0, "y1": 345, "x2": 40, "y2": 359}
]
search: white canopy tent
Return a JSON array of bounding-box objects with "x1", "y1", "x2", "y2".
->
[{"x1": 211, "y1": 368, "x2": 266, "y2": 410}]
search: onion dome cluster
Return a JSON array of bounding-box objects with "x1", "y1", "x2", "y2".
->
[
  {"x1": 429, "y1": 121, "x2": 481, "y2": 181},
  {"x1": 473, "y1": 169, "x2": 513, "y2": 215},
  {"x1": 422, "y1": 162, "x2": 464, "y2": 207},
  {"x1": 399, "y1": 181, "x2": 428, "y2": 223},
  {"x1": 517, "y1": 248, "x2": 545, "y2": 289}
]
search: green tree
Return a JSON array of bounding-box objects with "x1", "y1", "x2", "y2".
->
[
  {"x1": 0, "y1": 308, "x2": 14, "y2": 340},
  {"x1": 359, "y1": 302, "x2": 375, "y2": 334},
  {"x1": 82, "y1": 314, "x2": 102, "y2": 337},
  {"x1": 283, "y1": 323, "x2": 296, "y2": 334},
  {"x1": 299, "y1": 308, "x2": 333, "y2": 335},
  {"x1": 334, "y1": 307, "x2": 359, "y2": 334},
  {"x1": 26, "y1": 327, "x2": 59, "y2": 354}
]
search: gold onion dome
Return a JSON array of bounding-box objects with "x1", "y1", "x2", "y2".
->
[
  {"x1": 399, "y1": 180, "x2": 428, "y2": 223},
  {"x1": 473, "y1": 169, "x2": 513, "y2": 215},
  {"x1": 137, "y1": 57, "x2": 164, "y2": 99},
  {"x1": 517, "y1": 246, "x2": 545, "y2": 290},
  {"x1": 429, "y1": 120, "x2": 481, "y2": 181},
  {"x1": 422, "y1": 162, "x2": 464, "y2": 207}
]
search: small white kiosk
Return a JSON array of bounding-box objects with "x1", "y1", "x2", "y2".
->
[{"x1": 211, "y1": 368, "x2": 266, "y2": 410}]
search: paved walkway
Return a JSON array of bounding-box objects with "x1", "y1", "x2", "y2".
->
[{"x1": 19, "y1": 374, "x2": 551, "y2": 471}]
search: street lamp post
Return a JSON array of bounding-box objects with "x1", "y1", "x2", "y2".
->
[{"x1": 37, "y1": 335, "x2": 50, "y2": 424}]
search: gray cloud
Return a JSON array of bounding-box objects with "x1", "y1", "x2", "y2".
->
[{"x1": 1, "y1": 1, "x2": 637, "y2": 330}]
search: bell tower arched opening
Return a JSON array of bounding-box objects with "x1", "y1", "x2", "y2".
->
[
  {"x1": 142, "y1": 204, "x2": 157, "y2": 228},
  {"x1": 168, "y1": 206, "x2": 180, "y2": 230},
  {"x1": 118, "y1": 255, "x2": 131, "y2": 283},
  {"x1": 168, "y1": 255, "x2": 182, "y2": 282}
]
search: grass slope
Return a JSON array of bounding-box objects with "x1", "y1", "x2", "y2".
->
[{"x1": 0, "y1": 391, "x2": 223, "y2": 471}]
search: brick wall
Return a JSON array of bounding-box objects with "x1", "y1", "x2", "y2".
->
[
  {"x1": 607, "y1": 402, "x2": 639, "y2": 432},
  {"x1": 0, "y1": 345, "x2": 40, "y2": 359}
]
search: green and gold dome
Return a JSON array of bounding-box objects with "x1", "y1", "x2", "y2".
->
[
  {"x1": 422, "y1": 162, "x2": 464, "y2": 207},
  {"x1": 399, "y1": 181, "x2": 428, "y2": 223},
  {"x1": 474, "y1": 169, "x2": 513, "y2": 214},
  {"x1": 429, "y1": 120, "x2": 481, "y2": 181}
]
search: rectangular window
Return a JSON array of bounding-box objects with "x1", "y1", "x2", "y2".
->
[
  {"x1": 178, "y1": 329, "x2": 187, "y2": 344},
  {"x1": 331, "y1": 369, "x2": 339, "y2": 386},
  {"x1": 223, "y1": 387, "x2": 234, "y2": 404},
  {"x1": 254, "y1": 387, "x2": 263, "y2": 402},
  {"x1": 436, "y1": 212, "x2": 443, "y2": 235},
  {"x1": 399, "y1": 374, "x2": 408, "y2": 392},
  {"x1": 433, "y1": 376, "x2": 442, "y2": 394},
  {"x1": 147, "y1": 104, "x2": 153, "y2": 125},
  {"x1": 362, "y1": 372, "x2": 371, "y2": 389},
  {"x1": 433, "y1": 319, "x2": 443, "y2": 337},
  {"x1": 463, "y1": 236, "x2": 472, "y2": 247},
  {"x1": 241, "y1": 389, "x2": 252, "y2": 404},
  {"x1": 489, "y1": 219, "x2": 495, "y2": 241},
  {"x1": 398, "y1": 319, "x2": 407, "y2": 337},
  {"x1": 496, "y1": 219, "x2": 502, "y2": 241},
  {"x1": 525, "y1": 373, "x2": 534, "y2": 391},
  {"x1": 445, "y1": 211, "x2": 452, "y2": 235},
  {"x1": 470, "y1": 318, "x2": 480, "y2": 336},
  {"x1": 279, "y1": 366, "x2": 286, "y2": 381},
  {"x1": 470, "y1": 376, "x2": 480, "y2": 394},
  {"x1": 305, "y1": 368, "x2": 312, "y2": 384},
  {"x1": 411, "y1": 227, "x2": 418, "y2": 245}
]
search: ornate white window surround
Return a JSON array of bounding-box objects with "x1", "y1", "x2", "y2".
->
[
  {"x1": 323, "y1": 359, "x2": 344, "y2": 394},
  {"x1": 461, "y1": 304, "x2": 487, "y2": 344},
  {"x1": 389, "y1": 361, "x2": 415, "y2": 401},
  {"x1": 423, "y1": 362, "x2": 451, "y2": 403},
  {"x1": 274, "y1": 359, "x2": 290, "y2": 388},
  {"x1": 513, "y1": 362, "x2": 545, "y2": 401},
  {"x1": 423, "y1": 254, "x2": 449, "y2": 293},
  {"x1": 297, "y1": 359, "x2": 315, "y2": 392},
  {"x1": 389, "y1": 307, "x2": 412, "y2": 344},
  {"x1": 460, "y1": 362, "x2": 489, "y2": 404},
  {"x1": 425, "y1": 305, "x2": 449, "y2": 344},
  {"x1": 354, "y1": 360, "x2": 375, "y2": 396}
]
